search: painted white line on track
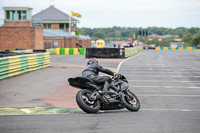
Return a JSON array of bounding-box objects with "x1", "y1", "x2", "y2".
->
[
  {"x1": 128, "y1": 80, "x2": 200, "y2": 83},
  {"x1": 120, "y1": 69, "x2": 197, "y2": 71},
  {"x1": 126, "y1": 75, "x2": 200, "y2": 77},
  {"x1": 128, "y1": 79, "x2": 200, "y2": 85},
  {"x1": 119, "y1": 71, "x2": 199, "y2": 74},
  {"x1": 116, "y1": 51, "x2": 141, "y2": 73},
  {"x1": 138, "y1": 94, "x2": 200, "y2": 97},
  {"x1": 130, "y1": 86, "x2": 200, "y2": 89},
  {"x1": 140, "y1": 109, "x2": 200, "y2": 112},
  {"x1": 188, "y1": 87, "x2": 200, "y2": 89},
  {"x1": 119, "y1": 68, "x2": 193, "y2": 71}
]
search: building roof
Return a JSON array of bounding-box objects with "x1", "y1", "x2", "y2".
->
[
  {"x1": 32, "y1": 6, "x2": 78, "y2": 22},
  {"x1": 3, "y1": 7, "x2": 32, "y2": 11},
  {"x1": 111, "y1": 41, "x2": 132, "y2": 45},
  {"x1": 44, "y1": 29, "x2": 77, "y2": 38},
  {"x1": 148, "y1": 34, "x2": 164, "y2": 39},
  {"x1": 79, "y1": 34, "x2": 91, "y2": 40}
]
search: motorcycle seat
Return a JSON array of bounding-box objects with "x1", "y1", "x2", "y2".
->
[{"x1": 68, "y1": 76, "x2": 103, "y2": 90}]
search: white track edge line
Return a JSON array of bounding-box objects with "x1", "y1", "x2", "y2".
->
[{"x1": 116, "y1": 51, "x2": 141, "y2": 73}]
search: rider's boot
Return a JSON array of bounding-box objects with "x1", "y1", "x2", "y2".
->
[{"x1": 102, "y1": 81, "x2": 109, "y2": 93}]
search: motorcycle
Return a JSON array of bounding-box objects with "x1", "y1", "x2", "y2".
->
[{"x1": 68, "y1": 74, "x2": 140, "y2": 113}]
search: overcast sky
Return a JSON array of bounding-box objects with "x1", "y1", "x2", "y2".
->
[{"x1": 0, "y1": 0, "x2": 200, "y2": 28}]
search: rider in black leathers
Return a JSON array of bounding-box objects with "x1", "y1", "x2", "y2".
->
[{"x1": 82, "y1": 58, "x2": 116, "y2": 92}]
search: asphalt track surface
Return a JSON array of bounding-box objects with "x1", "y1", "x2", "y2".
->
[
  {"x1": 1, "y1": 50, "x2": 200, "y2": 133},
  {"x1": 0, "y1": 55, "x2": 122, "y2": 109}
]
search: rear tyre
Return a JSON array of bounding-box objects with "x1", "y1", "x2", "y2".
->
[
  {"x1": 76, "y1": 89, "x2": 100, "y2": 113},
  {"x1": 123, "y1": 90, "x2": 140, "y2": 111}
]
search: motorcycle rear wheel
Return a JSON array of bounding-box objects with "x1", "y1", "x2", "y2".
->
[
  {"x1": 123, "y1": 90, "x2": 140, "y2": 111},
  {"x1": 76, "y1": 89, "x2": 100, "y2": 113}
]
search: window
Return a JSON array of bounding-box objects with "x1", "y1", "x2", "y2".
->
[
  {"x1": 10, "y1": 10, "x2": 15, "y2": 20},
  {"x1": 17, "y1": 11, "x2": 22, "y2": 20},
  {"x1": 6, "y1": 11, "x2": 10, "y2": 20},
  {"x1": 65, "y1": 23, "x2": 69, "y2": 29},
  {"x1": 5, "y1": 10, "x2": 28, "y2": 20},
  {"x1": 59, "y1": 23, "x2": 64, "y2": 30},
  {"x1": 59, "y1": 23, "x2": 69, "y2": 30},
  {"x1": 44, "y1": 41, "x2": 59, "y2": 49},
  {"x1": 43, "y1": 23, "x2": 52, "y2": 29},
  {"x1": 22, "y1": 11, "x2": 26, "y2": 20}
]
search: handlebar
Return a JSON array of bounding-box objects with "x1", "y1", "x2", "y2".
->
[{"x1": 112, "y1": 73, "x2": 122, "y2": 80}]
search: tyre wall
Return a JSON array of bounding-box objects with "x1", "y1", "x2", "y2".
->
[{"x1": 0, "y1": 52, "x2": 50, "y2": 80}]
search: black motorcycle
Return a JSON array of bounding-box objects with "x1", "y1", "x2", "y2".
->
[{"x1": 68, "y1": 74, "x2": 140, "y2": 113}]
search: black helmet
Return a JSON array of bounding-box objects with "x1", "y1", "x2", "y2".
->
[{"x1": 87, "y1": 58, "x2": 98, "y2": 65}]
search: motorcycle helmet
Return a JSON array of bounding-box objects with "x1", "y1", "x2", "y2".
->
[{"x1": 87, "y1": 58, "x2": 98, "y2": 65}]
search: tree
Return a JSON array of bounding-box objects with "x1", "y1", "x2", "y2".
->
[
  {"x1": 174, "y1": 28, "x2": 183, "y2": 37},
  {"x1": 163, "y1": 28, "x2": 174, "y2": 35},
  {"x1": 161, "y1": 38, "x2": 173, "y2": 47},
  {"x1": 188, "y1": 27, "x2": 198, "y2": 35},
  {"x1": 175, "y1": 27, "x2": 187, "y2": 37},
  {"x1": 92, "y1": 31, "x2": 106, "y2": 39},
  {"x1": 192, "y1": 34, "x2": 200, "y2": 46},
  {"x1": 182, "y1": 33, "x2": 193, "y2": 45},
  {"x1": 114, "y1": 31, "x2": 121, "y2": 38},
  {"x1": 77, "y1": 28, "x2": 94, "y2": 36}
]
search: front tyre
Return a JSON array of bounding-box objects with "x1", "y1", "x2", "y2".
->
[
  {"x1": 76, "y1": 89, "x2": 100, "y2": 113},
  {"x1": 123, "y1": 90, "x2": 140, "y2": 111}
]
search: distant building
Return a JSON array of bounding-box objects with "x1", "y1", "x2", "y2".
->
[
  {"x1": 148, "y1": 34, "x2": 179, "y2": 39},
  {"x1": 32, "y1": 6, "x2": 78, "y2": 32},
  {"x1": 35, "y1": 6, "x2": 91, "y2": 48},
  {"x1": 43, "y1": 29, "x2": 77, "y2": 49},
  {"x1": 0, "y1": 7, "x2": 44, "y2": 50},
  {"x1": 0, "y1": 6, "x2": 91, "y2": 50},
  {"x1": 148, "y1": 34, "x2": 164, "y2": 39},
  {"x1": 78, "y1": 35, "x2": 92, "y2": 48},
  {"x1": 163, "y1": 35, "x2": 179, "y2": 39}
]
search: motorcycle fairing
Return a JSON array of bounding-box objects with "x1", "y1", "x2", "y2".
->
[{"x1": 111, "y1": 80, "x2": 129, "y2": 92}]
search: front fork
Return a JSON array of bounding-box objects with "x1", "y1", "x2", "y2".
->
[{"x1": 124, "y1": 90, "x2": 134, "y2": 101}]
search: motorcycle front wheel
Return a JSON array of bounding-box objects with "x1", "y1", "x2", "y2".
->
[
  {"x1": 123, "y1": 90, "x2": 140, "y2": 111},
  {"x1": 76, "y1": 89, "x2": 100, "y2": 113}
]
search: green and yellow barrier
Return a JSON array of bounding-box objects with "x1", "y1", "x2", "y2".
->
[
  {"x1": 73, "y1": 48, "x2": 78, "y2": 55},
  {"x1": 60, "y1": 48, "x2": 65, "y2": 55},
  {"x1": 55, "y1": 48, "x2": 60, "y2": 55},
  {"x1": 46, "y1": 49, "x2": 55, "y2": 54},
  {"x1": 164, "y1": 47, "x2": 168, "y2": 50},
  {"x1": 155, "y1": 47, "x2": 160, "y2": 50},
  {"x1": 14, "y1": 49, "x2": 33, "y2": 53},
  {"x1": 79, "y1": 48, "x2": 84, "y2": 55},
  {"x1": 46, "y1": 48, "x2": 86, "y2": 55},
  {"x1": 155, "y1": 47, "x2": 197, "y2": 50},
  {"x1": 172, "y1": 47, "x2": 176, "y2": 50},
  {"x1": 64, "y1": 48, "x2": 69, "y2": 55},
  {"x1": 69, "y1": 48, "x2": 73, "y2": 54},
  {"x1": 0, "y1": 52, "x2": 50, "y2": 80}
]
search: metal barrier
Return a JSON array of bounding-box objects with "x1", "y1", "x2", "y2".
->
[
  {"x1": 86, "y1": 48, "x2": 125, "y2": 58},
  {"x1": 86, "y1": 47, "x2": 143, "y2": 58}
]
